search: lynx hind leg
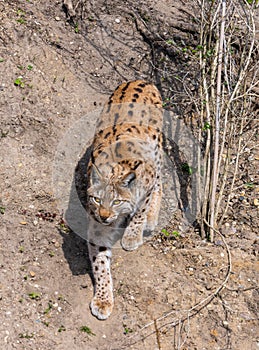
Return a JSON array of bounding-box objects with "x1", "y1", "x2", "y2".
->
[
  {"x1": 145, "y1": 181, "x2": 162, "y2": 232},
  {"x1": 87, "y1": 242, "x2": 113, "y2": 320}
]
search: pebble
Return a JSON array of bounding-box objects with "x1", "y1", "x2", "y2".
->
[
  {"x1": 253, "y1": 199, "x2": 259, "y2": 206},
  {"x1": 215, "y1": 240, "x2": 224, "y2": 246},
  {"x1": 55, "y1": 16, "x2": 61, "y2": 21},
  {"x1": 166, "y1": 292, "x2": 175, "y2": 304},
  {"x1": 115, "y1": 18, "x2": 120, "y2": 23},
  {"x1": 20, "y1": 221, "x2": 27, "y2": 225}
]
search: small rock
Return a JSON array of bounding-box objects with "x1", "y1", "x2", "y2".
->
[
  {"x1": 115, "y1": 18, "x2": 120, "y2": 23},
  {"x1": 253, "y1": 199, "x2": 259, "y2": 206},
  {"x1": 55, "y1": 16, "x2": 61, "y2": 21},
  {"x1": 166, "y1": 292, "x2": 175, "y2": 304},
  {"x1": 20, "y1": 221, "x2": 27, "y2": 225},
  {"x1": 29, "y1": 271, "x2": 35, "y2": 277}
]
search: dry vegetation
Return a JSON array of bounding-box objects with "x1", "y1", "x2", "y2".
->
[{"x1": 196, "y1": 0, "x2": 259, "y2": 241}]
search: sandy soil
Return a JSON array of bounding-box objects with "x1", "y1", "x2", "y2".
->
[{"x1": 0, "y1": 1, "x2": 258, "y2": 349}]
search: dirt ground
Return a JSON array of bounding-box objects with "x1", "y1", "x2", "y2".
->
[{"x1": 0, "y1": 1, "x2": 258, "y2": 349}]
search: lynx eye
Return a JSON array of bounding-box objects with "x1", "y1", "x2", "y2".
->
[
  {"x1": 92, "y1": 197, "x2": 101, "y2": 204},
  {"x1": 112, "y1": 199, "x2": 121, "y2": 206}
]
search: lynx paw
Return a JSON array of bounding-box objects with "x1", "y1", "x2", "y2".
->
[
  {"x1": 90, "y1": 297, "x2": 113, "y2": 320},
  {"x1": 144, "y1": 220, "x2": 157, "y2": 232},
  {"x1": 121, "y1": 234, "x2": 143, "y2": 251}
]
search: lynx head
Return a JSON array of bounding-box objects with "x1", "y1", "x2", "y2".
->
[{"x1": 87, "y1": 162, "x2": 141, "y2": 225}]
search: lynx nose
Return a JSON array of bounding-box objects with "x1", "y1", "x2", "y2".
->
[
  {"x1": 99, "y1": 207, "x2": 110, "y2": 223},
  {"x1": 100, "y1": 215, "x2": 109, "y2": 223}
]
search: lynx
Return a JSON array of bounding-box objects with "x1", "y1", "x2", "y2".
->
[{"x1": 86, "y1": 80, "x2": 163, "y2": 319}]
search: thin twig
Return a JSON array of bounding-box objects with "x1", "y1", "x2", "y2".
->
[
  {"x1": 209, "y1": 0, "x2": 226, "y2": 242},
  {"x1": 154, "y1": 319, "x2": 162, "y2": 350}
]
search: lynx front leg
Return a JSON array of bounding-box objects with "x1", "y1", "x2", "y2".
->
[
  {"x1": 87, "y1": 242, "x2": 113, "y2": 320},
  {"x1": 121, "y1": 214, "x2": 146, "y2": 251},
  {"x1": 145, "y1": 181, "x2": 162, "y2": 232}
]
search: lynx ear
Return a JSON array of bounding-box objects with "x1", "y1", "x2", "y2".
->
[
  {"x1": 120, "y1": 172, "x2": 136, "y2": 187},
  {"x1": 90, "y1": 164, "x2": 103, "y2": 185}
]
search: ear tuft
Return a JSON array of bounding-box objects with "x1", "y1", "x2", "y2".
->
[
  {"x1": 120, "y1": 172, "x2": 136, "y2": 187},
  {"x1": 90, "y1": 164, "x2": 103, "y2": 185}
]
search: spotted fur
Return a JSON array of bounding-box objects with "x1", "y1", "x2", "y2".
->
[{"x1": 86, "y1": 80, "x2": 163, "y2": 319}]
